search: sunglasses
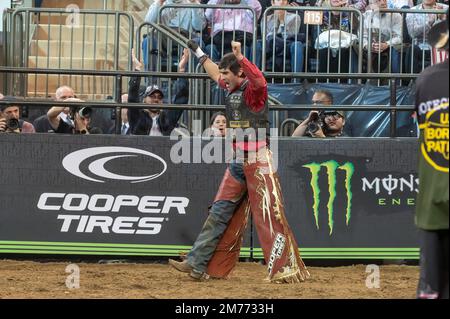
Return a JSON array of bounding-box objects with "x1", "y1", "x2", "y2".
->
[{"x1": 323, "y1": 112, "x2": 343, "y2": 120}]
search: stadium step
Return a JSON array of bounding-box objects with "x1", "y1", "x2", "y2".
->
[
  {"x1": 26, "y1": 0, "x2": 154, "y2": 99},
  {"x1": 33, "y1": 25, "x2": 132, "y2": 42},
  {"x1": 41, "y1": 0, "x2": 153, "y2": 11},
  {"x1": 29, "y1": 40, "x2": 131, "y2": 59},
  {"x1": 35, "y1": 14, "x2": 132, "y2": 27},
  {"x1": 26, "y1": 74, "x2": 126, "y2": 95},
  {"x1": 27, "y1": 57, "x2": 129, "y2": 70}
]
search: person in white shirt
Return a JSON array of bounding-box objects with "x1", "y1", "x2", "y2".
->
[
  {"x1": 406, "y1": 0, "x2": 448, "y2": 72},
  {"x1": 387, "y1": 0, "x2": 413, "y2": 9},
  {"x1": 362, "y1": 0, "x2": 403, "y2": 72}
]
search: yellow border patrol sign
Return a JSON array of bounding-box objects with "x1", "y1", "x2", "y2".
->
[{"x1": 419, "y1": 102, "x2": 449, "y2": 173}]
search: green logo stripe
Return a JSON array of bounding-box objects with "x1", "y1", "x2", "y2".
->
[
  {"x1": 338, "y1": 162, "x2": 355, "y2": 226},
  {"x1": 303, "y1": 163, "x2": 322, "y2": 229},
  {"x1": 322, "y1": 161, "x2": 340, "y2": 235},
  {"x1": 304, "y1": 161, "x2": 354, "y2": 235}
]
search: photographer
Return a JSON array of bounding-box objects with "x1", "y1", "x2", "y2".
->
[
  {"x1": 47, "y1": 98, "x2": 98, "y2": 134},
  {"x1": 292, "y1": 90, "x2": 347, "y2": 137},
  {"x1": 0, "y1": 96, "x2": 36, "y2": 134},
  {"x1": 33, "y1": 85, "x2": 75, "y2": 133}
]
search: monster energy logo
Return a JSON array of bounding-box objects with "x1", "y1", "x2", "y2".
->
[{"x1": 303, "y1": 161, "x2": 355, "y2": 235}]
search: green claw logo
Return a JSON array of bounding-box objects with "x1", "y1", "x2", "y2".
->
[{"x1": 303, "y1": 161, "x2": 355, "y2": 235}]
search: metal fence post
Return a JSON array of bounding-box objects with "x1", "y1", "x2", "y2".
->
[
  {"x1": 115, "y1": 74, "x2": 122, "y2": 135},
  {"x1": 390, "y1": 79, "x2": 397, "y2": 138}
]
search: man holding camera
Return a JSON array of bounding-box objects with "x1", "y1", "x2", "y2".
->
[
  {"x1": 47, "y1": 98, "x2": 93, "y2": 134},
  {"x1": 33, "y1": 85, "x2": 75, "y2": 133},
  {"x1": 292, "y1": 90, "x2": 347, "y2": 137},
  {"x1": 0, "y1": 96, "x2": 35, "y2": 134}
]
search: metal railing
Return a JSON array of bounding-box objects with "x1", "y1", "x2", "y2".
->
[
  {"x1": 3, "y1": 8, "x2": 134, "y2": 99},
  {"x1": 280, "y1": 118, "x2": 300, "y2": 137},
  {"x1": 261, "y1": 6, "x2": 364, "y2": 84},
  {"x1": 1, "y1": 6, "x2": 436, "y2": 138},
  {"x1": 363, "y1": 8, "x2": 447, "y2": 82},
  {"x1": 0, "y1": 66, "x2": 416, "y2": 137}
]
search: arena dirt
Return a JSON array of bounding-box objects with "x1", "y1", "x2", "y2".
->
[{"x1": 0, "y1": 260, "x2": 419, "y2": 299}]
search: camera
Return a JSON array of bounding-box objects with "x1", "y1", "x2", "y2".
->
[
  {"x1": 64, "y1": 106, "x2": 93, "y2": 128},
  {"x1": 6, "y1": 118, "x2": 20, "y2": 131},
  {"x1": 307, "y1": 111, "x2": 324, "y2": 135},
  {"x1": 78, "y1": 106, "x2": 93, "y2": 119}
]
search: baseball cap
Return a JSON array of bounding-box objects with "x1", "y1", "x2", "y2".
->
[
  {"x1": 0, "y1": 96, "x2": 20, "y2": 112},
  {"x1": 143, "y1": 84, "x2": 164, "y2": 98},
  {"x1": 428, "y1": 9, "x2": 449, "y2": 50}
]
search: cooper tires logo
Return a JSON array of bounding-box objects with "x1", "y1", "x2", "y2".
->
[{"x1": 62, "y1": 147, "x2": 167, "y2": 183}]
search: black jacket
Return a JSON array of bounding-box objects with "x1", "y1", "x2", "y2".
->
[{"x1": 128, "y1": 76, "x2": 189, "y2": 136}]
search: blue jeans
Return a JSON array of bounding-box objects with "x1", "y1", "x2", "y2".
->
[
  {"x1": 187, "y1": 162, "x2": 246, "y2": 273},
  {"x1": 365, "y1": 48, "x2": 401, "y2": 73},
  {"x1": 255, "y1": 39, "x2": 305, "y2": 73},
  {"x1": 405, "y1": 45, "x2": 431, "y2": 74}
]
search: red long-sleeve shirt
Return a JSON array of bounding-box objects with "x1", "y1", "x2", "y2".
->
[{"x1": 218, "y1": 57, "x2": 268, "y2": 151}]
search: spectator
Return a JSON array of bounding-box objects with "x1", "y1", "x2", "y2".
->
[
  {"x1": 257, "y1": 0, "x2": 274, "y2": 37},
  {"x1": 128, "y1": 49, "x2": 190, "y2": 136},
  {"x1": 315, "y1": 0, "x2": 360, "y2": 77},
  {"x1": 292, "y1": 90, "x2": 348, "y2": 137},
  {"x1": 206, "y1": 111, "x2": 227, "y2": 136},
  {"x1": 205, "y1": 0, "x2": 262, "y2": 62},
  {"x1": 256, "y1": 0, "x2": 305, "y2": 77},
  {"x1": 0, "y1": 96, "x2": 36, "y2": 134},
  {"x1": 318, "y1": 0, "x2": 368, "y2": 12},
  {"x1": 145, "y1": 0, "x2": 206, "y2": 33},
  {"x1": 143, "y1": 0, "x2": 206, "y2": 69},
  {"x1": 406, "y1": 0, "x2": 448, "y2": 72},
  {"x1": 47, "y1": 98, "x2": 102, "y2": 134},
  {"x1": 109, "y1": 94, "x2": 131, "y2": 135},
  {"x1": 33, "y1": 85, "x2": 75, "y2": 133},
  {"x1": 387, "y1": 0, "x2": 413, "y2": 8},
  {"x1": 362, "y1": 0, "x2": 403, "y2": 73}
]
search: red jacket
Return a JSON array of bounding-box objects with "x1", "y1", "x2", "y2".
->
[{"x1": 218, "y1": 57, "x2": 268, "y2": 151}]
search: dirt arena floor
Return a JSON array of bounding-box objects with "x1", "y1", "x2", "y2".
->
[{"x1": 0, "y1": 260, "x2": 419, "y2": 299}]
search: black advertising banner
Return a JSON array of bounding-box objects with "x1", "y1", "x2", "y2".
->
[{"x1": 0, "y1": 135, "x2": 420, "y2": 259}]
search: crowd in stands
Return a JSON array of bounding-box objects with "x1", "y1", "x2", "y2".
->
[
  {"x1": 1, "y1": 0, "x2": 448, "y2": 137},
  {"x1": 143, "y1": 0, "x2": 448, "y2": 75}
]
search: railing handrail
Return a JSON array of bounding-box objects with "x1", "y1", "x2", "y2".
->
[
  {"x1": 11, "y1": 8, "x2": 137, "y2": 15},
  {"x1": 0, "y1": 99, "x2": 415, "y2": 112},
  {"x1": 0, "y1": 66, "x2": 420, "y2": 80},
  {"x1": 9, "y1": 8, "x2": 135, "y2": 72},
  {"x1": 375, "y1": 8, "x2": 447, "y2": 14}
]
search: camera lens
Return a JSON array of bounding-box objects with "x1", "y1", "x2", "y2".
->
[
  {"x1": 310, "y1": 112, "x2": 319, "y2": 121},
  {"x1": 6, "y1": 118, "x2": 20, "y2": 131},
  {"x1": 78, "y1": 107, "x2": 92, "y2": 119},
  {"x1": 308, "y1": 121, "x2": 320, "y2": 134}
]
